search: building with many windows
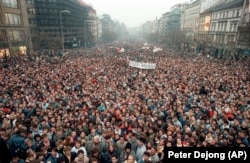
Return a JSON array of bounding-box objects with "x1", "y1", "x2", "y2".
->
[
  {"x1": 0, "y1": 0, "x2": 31, "y2": 57},
  {"x1": 181, "y1": 0, "x2": 201, "y2": 52},
  {"x1": 197, "y1": 9, "x2": 212, "y2": 53},
  {"x1": 165, "y1": 3, "x2": 186, "y2": 49},
  {"x1": 26, "y1": 0, "x2": 94, "y2": 50},
  {"x1": 0, "y1": 0, "x2": 95, "y2": 56},
  {"x1": 200, "y1": 0, "x2": 221, "y2": 13},
  {"x1": 206, "y1": 0, "x2": 244, "y2": 58},
  {"x1": 236, "y1": 0, "x2": 250, "y2": 57}
]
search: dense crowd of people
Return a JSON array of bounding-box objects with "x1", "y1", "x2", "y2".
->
[{"x1": 0, "y1": 43, "x2": 250, "y2": 163}]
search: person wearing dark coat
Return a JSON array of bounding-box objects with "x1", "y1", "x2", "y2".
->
[
  {"x1": 58, "y1": 146, "x2": 77, "y2": 163},
  {"x1": 89, "y1": 148, "x2": 102, "y2": 163},
  {"x1": 8, "y1": 128, "x2": 27, "y2": 160},
  {"x1": 119, "y1": 142, "x2": 136, "y2": 163},
  {"x1": 0, "y1": 135, "x2": 11, "y2": 163},
  {"x1": 101, "y1": 143, "x2": 120, "y2": 163}
]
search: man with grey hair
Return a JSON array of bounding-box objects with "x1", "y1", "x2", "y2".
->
[{"x1": 85, "y1": 135, "x2": 106, "y2": 157}]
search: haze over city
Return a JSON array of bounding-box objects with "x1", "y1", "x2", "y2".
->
[{"x1": 84, "y1": 0, "x2": 188, "y2": 28}]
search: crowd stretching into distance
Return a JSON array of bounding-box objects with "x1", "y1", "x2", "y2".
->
[{"x1": 0, "y1": 41, "x2": 250, "y2": 163}]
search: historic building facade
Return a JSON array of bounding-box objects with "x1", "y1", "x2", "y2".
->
[{"x1": 0, "y1": 0, "x2": 31, "y2": 57}]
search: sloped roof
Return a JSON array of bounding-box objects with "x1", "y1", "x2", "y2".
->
[{"x1": 201, "y1": 0, "x2": 244, "y2": 14}]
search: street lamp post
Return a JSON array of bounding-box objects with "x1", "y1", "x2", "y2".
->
[
  {"x1": 84, "y1": 21, "x2": 86, "y2": 48},
  {"x1": 60, "y1": 10, "x2": 70, "y2": 54}
]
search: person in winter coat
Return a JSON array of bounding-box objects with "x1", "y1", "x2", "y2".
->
[
  {"x1": 101, "y1": 143, "x2": 120, "y2": 163},
  {"x1": 9, "y1": 128, "x2": 27, "y2": 160},
  {"x1": 120, "y1": 142, "x2": 136, "y2": 163}
]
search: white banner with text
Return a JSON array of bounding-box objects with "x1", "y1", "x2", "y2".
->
[{"x1": 129, "y1": 60, "x2": 156, "y2": 69}]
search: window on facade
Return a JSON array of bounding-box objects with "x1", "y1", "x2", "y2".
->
[
  {"x1": 221, "y1": 23, "x2": 224, "y2": 31},
  {"x1": 30, "y1": 28, "x2": 38, "y2": 33},
  {"x1": 216, "y1": 35, "x2": 220, "y2": 43},
  {"x1": 26, "y1": 0, "x2": 34, "y2": 4},
  {"x1": 52, "y1": 9, "x2": 57, "y2": 14},
  {"x1": 27, "y1": 8, "x2": 36, "y2": 14},
  {"x1": 40, "y1": 19, "x2": 48, "y2": 25},
  {"x1": 0, "y1": 30, "x2": 4, "y2": 42},
  {"x1": 221, "y1": 35, "x2": 225, "y2": 44},
  {"x1": 232, "y1": 10, "x2": 235, "y2": 17},
  {"x1": 228, "y1": 35, "x2": 235, "y2": 42},
  {"x1": 223, "y1": 12, "x2": 225, "y2": 18},
  {"x1": 5, "y1": 13, "x2": 21, "y2": 25},
  {"x1": 212, "y1": 23, "x2": 216, "y2": 31},
  {"x1": 210, "y1": 34, "x2": 214, "y2": 42},
  {"x1": 13, "y1": 30, "x2": 23, "y2": 41},
  {"x1": 233, "y1": 22, "x2": 237, "y2": 32},
  {"x1": 230, "y1": 23, "x2": 233, "y2": 32},
  {"x1": 7, "y1": 30, "x2": 14, "y2": 41},
  {"x1": 236, "y1": 9, "x2": 240, "y2": 17},
  {"x1": 2, "y1": 0, "x2": 18, "y2": 8},
  {"x1": 226, "y1": 11, "x2": 229, "y2": 18},
  {"x1": 224, "y1": 22, "x2": 227, "y2": 31},
  {"x1": 28, "y1": 18, "x2": 36, "y2": 24}
]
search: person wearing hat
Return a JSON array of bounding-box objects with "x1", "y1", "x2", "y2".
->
[{"x1": 119, "y1": 142, "x2": 136, "y2": 163}]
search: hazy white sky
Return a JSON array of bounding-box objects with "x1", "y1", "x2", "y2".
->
[{"x1": 84, "y1": 0, "x2": 188, "y2": 28}]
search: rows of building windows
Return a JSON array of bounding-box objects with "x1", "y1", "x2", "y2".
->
[
  {"x1": 215, "y1": 34, "x2": 225, "y2": 44},
  {"x1": 27, "y1": 8, "x2": 36, "y2": 14},
  {"x1": 185, "y1": 6, "x2": 200, "y2": 16},
  {"x1": 7, "y1": 29, "x2": 24, "y2": 41},
  {"x1": 184, "y1": 18, "x2": 198, "y2": 28},
  {"x1": 5, "y1": 13, "x2": 21, "y2": 25},
  {"x1": 184, "y1": 27, "x2": 195, "y2": 32},
  {"x1": 212, "y1": 9, "x2": 240, "y2": 20},
  {"x1": 210, "y1": 21, "x2": 238, "y2": 32},
  {"x1": 0, "y1": 30, "x2": 7, "y2": 42},
  {"x1": 30, "y1": 27, "x2": 62, "y2": 33},
  {"x1": 26, "y1": 0, "x2": 56, "y2": 3},
  {"x1": 200, "y1": 16, "x2": 205, "y2": 23},
  {"x1": 36, "y1": 18, "x2": 60, "y2": 25},
  {"x1": 208, "y1": 34, "x2": 214, "y2": 42},
  {"x1": 198, "y1": 30, "x2": 237, "y2": 45},
  {"x1": 27, "y1": 8, "x2": 60, "y2": 15},
  {"x1": 2, "y1": 0, "x2": 18, "y2": 8},
  {"x1": 206, "y1": 34, "x2": 236, "y2": 45},
  {"x1": 199, "y1": 24, "x2": 205, "y2": 31}
]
